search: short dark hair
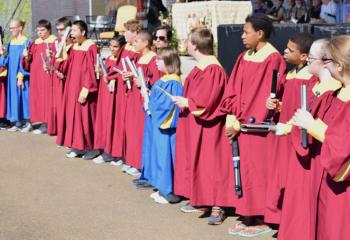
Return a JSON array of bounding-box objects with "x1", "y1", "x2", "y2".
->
[
  {"x1": 290, "y1": 32, "x2": 314, "y2": 54},
  {"x1": 36, "y1": 19, "x2": 51, "y2": 33},
  {"x1": 245, "y1": 14, "x2": 274, "y2": 40},
  {"x1": 154, "y1": 25, "x2": 172, "y2": 42},
  {"x1": 73, "y1": 20, "x2": 88, "y2": 37},
  {"x1": 190, "y1": 27, "x2": 214, "y2": 55},
  {"x1": 137, "y1": 30, "x2": 153, "y2": 48},
  {"x1": 55, "y1": 17, "x2": 72, "y2": 28},
  {"x1": 112, "y1": 34, "x2": 126, "y2": 46}
]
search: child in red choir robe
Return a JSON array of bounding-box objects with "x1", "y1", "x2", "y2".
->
[
  {"x1": 93, "y1": 35, "x2": 126, "y2": 164},
  {"x1": 220, "y1": 14, "x2": 286, "y2": 237},
  {"x1": 56, "y1": 20, "x2": 99, "y2": 160},
  {"x1": 123, "y1": 30, "x2": 162, "y2": 176},
  {"x1": 22, "y1": 19, "x2": 57, "y2": 134},
  {"x1": 292, "y1": 35, "x2": 350, "y2": 240},
  {"x1": 264, "y1": 33, "x2": 315, "y2": 225},
  {"x1": 274, "y1": 38, "x2": 340, "y2": 240},
  {"x1": 173, "y1": 27, "x2": 234, "y2": 225},
  {"x1": 109, "y1": 19, "x2": 142, "y2": 167},
  {"x1": 45, "y1": 17, "x2": 72, "y2": 136}
]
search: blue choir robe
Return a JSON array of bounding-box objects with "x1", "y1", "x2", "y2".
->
[
  {"x1": 0, "y1": 36, "x2": 30, "y2": 122},
  {"x1": 141, "y1": 74, "x2": 183, "y2": 196}
]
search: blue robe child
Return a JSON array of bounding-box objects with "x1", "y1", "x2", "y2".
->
[
  {"x1": 141, "y1": 74, "x2": 183, "y2": 197},
  {"x1": 0, "y1": 36, "x2": 30, "y2": 122}
]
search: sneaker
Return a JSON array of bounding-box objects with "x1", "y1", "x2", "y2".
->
[
  {"x1": 121, "y1": 164, "x2": 131, "y2": 172},
  {"x1": 208, "y1": 207, "x2": 226, "y2": 225},
  {"x1": 92, "y1": 155, "x2": 105, "y2": 164},
  {"x1": 110, "y1": 159, "x2": 123, "y2": 166},
  {"x1": 164, "y1": 193, "x2": 182, "y2": 204},
  {"x1": 66, "y1": 149, "x2": 85, "y2": 158},
  {"x1": 180, "y1": 204, "x2": 209, "y2": 214},
  {"x1": 33, "y1": 124, "x2": 47, "y2": 135},
  {"x1": 154, "y1": 194, "x2": 169, "y2": 204},
  {"x1": 20, "y1": 122, "x2": 32, "y2": 133},
  {"x1": 135, "y1": 181, "x2": 153, "y2": 190},
  {"x1": 150, "y1": 191, "x2": 160, "y2": 200},
  {"x1": 126, "y1": 167, "x2": 141, "y2": 176},
  {"x1": 0, "y1": 121, "x2": 9, "y2": 129},
  {"x1": 7, "y1": 125, "x2": 20, "y2": 132},
  {"x1": 101, "y1": 152, "x2": 114, "y2": 162},
  {"x1": 82, "y1": 150, "x2": 100, "y2": 160}
]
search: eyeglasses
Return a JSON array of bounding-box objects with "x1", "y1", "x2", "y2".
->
[
  {"x1": 154, "y1": 36, "x2": 167, "y2": 42},
  {"x1": 56, "y1": 28, "x2": 65, "y2": 32},
  {"x1": 307, "y1": 56, "x2": 333, "y2": 64}
]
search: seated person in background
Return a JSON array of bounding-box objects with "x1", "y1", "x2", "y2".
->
[
  {"x1": 268, "y1": 0, "x2": 285, "y2": 22},
  {"x1": 308, "y1": 0, "x2": 322, "y2": 23},
  {"x1": 254, "y1": 0, "x2": 266, "y2": 14},
  {"x1": 291, "y1": 0, "x2": 308, "y2": 23},
  {"x1": 282, "y1": 0, "x2": 296, "y2": 22},
  {"x1": 318, "y1": 0, "x2": 338, "y2": 24},
  {"x1": 265, "y1": 0, "x2": 275, "y2": 15}
]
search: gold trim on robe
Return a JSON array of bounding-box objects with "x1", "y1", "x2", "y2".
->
[
  {"x1": 196, "y1": 55, "x2": 221, "y2": 70},
  {"x1": 225, "y1": 114, "x2": 241, "y2": 132},
  {"x1": 312, "y1": 78, "x2": 341, "y2": 96},
  {"x1": 160, "y1": 74, "x2": 182, "y2": 84},
  {"x1": 34, "y1": 35, "x2": 57, "y2": 44},
  {"x1": 125, "y1": 43, "x2": 136, "y2": 52},
  {"x1": 286, "y1": 66, "x2": 313, "y2": 80},
  {"x1": 243, "y1": 42, "x2": 278, "y2": 63},
  {"x1": 79, "y1": 87, "x2": 89, "y2": 98},
  {"x1": 73, "y1": 39, "x2": 95, "y2": 52},
  {"x1": 16, "y1": 72, "x2": 24, "y2": 80},
  {"x1": 138, "y1": 51, "x2": 157, "y2": 65},
  {"x1": 159, "y1": 74, "x2": 182, "y2": 129},
  {"x1": 337, "y1": 85, "x2": 350, "y2": 102},
  {"x1": 307, "y1": 118, "x2": 328, "y2": 142},
  {"x1": 334, "y1": 161, "x2": 350, "y2": 182},
  {"x1": 10, "y1": 35, "x2": 28, "y2": 45}
]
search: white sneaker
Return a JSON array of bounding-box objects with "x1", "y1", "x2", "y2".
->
[
  {"x1": 7, "y1": 125, "x2": 20, "y2": 132},
  {"x1": 127, "y1": 167, "x2": 141, "y2": 176},
  {"x1": 65, "y1": 149, "x2": 84, "y2": 158},
  {"x1": 92, "y1": 155, "x2": 105, "y2": 164},
  {"x1": 110, "y1": 160, "x2": 123, "y2": 166},
  {"x1": 20, "y1": 123, "x2": 32, "y2": 133},
  {"x1": 150, "y1": 191, "x2": 159, "y2": 200},
  {"x1": 154, "y1": 194, "x2": 169, "y2": 204},
  {"x1": 121, "y1": 164, "x2": 131, "y2": 172},
  {"x1": 33, "y1": 124, "x2": 47, "y2": 135}
]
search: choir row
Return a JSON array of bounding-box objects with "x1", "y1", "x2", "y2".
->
[{"x1": 1, "y1": 13, "x2": 349, "y2": 239}]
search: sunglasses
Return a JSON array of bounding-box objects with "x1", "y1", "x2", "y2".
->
[
  {"x1": 154, "y1": 36, "x2": 167, "y2": 42},
  {"x1": 56, "y1": 28, "x2": 65, "y2": 32}
]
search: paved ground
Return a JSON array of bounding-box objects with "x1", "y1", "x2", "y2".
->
[{"x1": 0, "y1": 130, "x2": 276, "y2": 240}]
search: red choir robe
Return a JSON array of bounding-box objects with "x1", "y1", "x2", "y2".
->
[
  {"x1": 23, "y1": 35, "x2": 57, "y2": 123},
  {"x1": 104, "y1": 44, "x2": 138, "y2": 158},
  {"x1": 56, "y1": 39, "x2": 98, "y2": 150},
  {"x1": 124, "y1": 51, "x2": 161, "y2": 169},
  {"x1": 47, "y1": 40, "x2": 73, "y2": 136},
  {"x1": 220, "y1": 43, "x2": 286, "y2": 216},
  {"x1": 0, "y1": 67, "x2": 7, "y2": 118},
  {"x1": 94, "y1": 54, "x2": 119, "y2": 150},
  {"x1": 303, "y1": 86, "x2": 350, "y2": 240},
  {"x1": 265, "y1": 66, "x2": 318, "y2": 224},
  {"x1": 276, "y1": 76, "x2": 340, "y2": 240},
  {"x1": 173, "y1": 55, "x2": 235, "y2": 207}
]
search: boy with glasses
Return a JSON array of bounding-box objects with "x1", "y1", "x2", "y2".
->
[{"x1": 274, "y1": 37, "x2": 340, "y2": 240}]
